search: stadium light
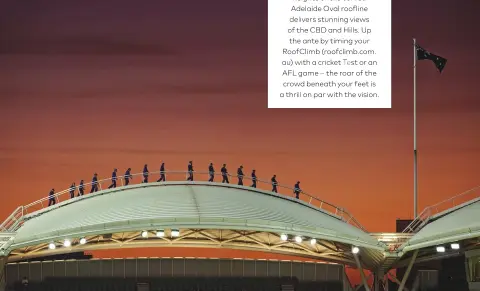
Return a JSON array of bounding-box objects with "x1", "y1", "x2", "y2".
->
[
  {"x1": 294, "y1": 236, "x2": 302, "y2": 243},
  {"x1": 451, "y1": 243, "x2": 460, "y2": 250},
  {"x1": 436, "y1": 246, "x2": 446, "y2": 253},
  {"x1": 310, "y1": 238, "x2": 316, "y2": 245},
  {"x1": 171, "y1": 229, "x2": 180, "y2": 237},
  {"x1": 79, "y1": 238, "x2": 87, "y2": 245},
  {"x1": 280, "y1": 234, "x2": 288, "y2": 241},
  {"x1": 156, "y1": 230, "x2": 165, "y2": 237},
  {"x1": 352, "y1": 246, "x2": 360, "y2": 254},
  {"x1": 48, "y1": 243, "x2": 56, "y2": 250},
  {"x1": 63, "y1": 239, "x2": 71, "y2": 247},
  {"x1": 141, "y1": 231, "x2": 148, "y2": 238}
]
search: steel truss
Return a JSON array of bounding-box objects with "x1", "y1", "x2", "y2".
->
[{"x1": 7, "y1": 229, "x2": 357, "y2": 265}]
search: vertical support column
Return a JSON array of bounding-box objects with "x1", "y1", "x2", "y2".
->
[
  {"x1": 465, "y1": 256, "x2": 473, "y2": 282},
  {"x1": 464, "y1": 250, "x2": 480, "y2": 291},
  {"x1": 373, "y1": 271, "x2": 383, "y2": 291},
  {"x1": 0, "y1": 256, "x2": 6, "y2": 291},
  {"x1": 353, "y1": 254, "x2": 370, "y2": 291}
]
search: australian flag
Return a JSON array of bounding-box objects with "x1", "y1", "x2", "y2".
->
[{"x1": 416, "y1": 44, "x2": 447, "y2": 73}]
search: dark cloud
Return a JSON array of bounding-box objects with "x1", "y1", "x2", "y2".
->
[{"x1": 0, "y1": 36, "x2": 177, "y2": 55}]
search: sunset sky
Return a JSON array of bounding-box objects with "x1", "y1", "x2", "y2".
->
[{"x1": 0, "y1": 0, "x2": 479, "y2": 270}]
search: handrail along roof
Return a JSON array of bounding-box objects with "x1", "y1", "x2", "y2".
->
[
  {"x1": 402, "y1": 185, "x2": 480, "y2": 233},
  {"x1": 0, "y1": 170, "x2": 366, "y2": 233}
]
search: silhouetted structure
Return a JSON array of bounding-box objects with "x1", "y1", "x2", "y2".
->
[
  {"x1": 11, "y1": 276, "x2": 344, "y2": 291},
  {"x1": 15, "y1": 252, "x2": 92, "y2": 263}
]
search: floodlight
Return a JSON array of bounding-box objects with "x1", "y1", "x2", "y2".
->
[{"x1": 436, "y1": 246, "x2": 446, "y2": 253}]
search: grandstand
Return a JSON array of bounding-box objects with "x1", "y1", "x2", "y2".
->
[{"x1": 1, "y1": 170, "x2": 479, "y2": 291}]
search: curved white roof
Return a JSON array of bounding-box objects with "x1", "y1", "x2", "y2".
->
[
  {"x1": 402, "y1": 200, "x2": 480, "y2": 252},
  {"x1": 9, "y1": 182, "x2": 383, "y2": 252}
]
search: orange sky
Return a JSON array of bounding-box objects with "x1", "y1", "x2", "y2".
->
[{"x1": 0, "y1": 0, "x2": 479, "y2": 286}]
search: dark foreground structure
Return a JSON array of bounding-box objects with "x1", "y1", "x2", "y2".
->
[
  {"x1": 6, "y1": 257, "x2": 347, "y2": 291},
  {"x1": 10, "y1": 277, "x2": 341, "y2": 291}
]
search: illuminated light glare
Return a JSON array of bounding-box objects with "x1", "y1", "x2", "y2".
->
[
  {"x1": 310, "y1": 238, "x2": 316, "y2": 245},
  {"x1": 63, "y1": 239, "x2": 71, "y2": 247},
  {"x1": 156, "y1": 230, "x2": 165, "y2": 238},
  {"x1": 79, "y1": 238, "x2": 87, "y2": 245},
  {"x1": 294, "y1": 236, "x2": 302, "y2": 243},
  {"x1": 141, "y1": 231, "x2": 148, "y2": 238},
  {"x1": 352, "y1": 246, "x2": 360, "y2": 254},
  {"x1": 280, "y1": 234, "x2": 288, "y2": 241},
  {"x1": 379, "y1": 237, "x2": 395, "y2": 242},
  {"x1": 451, "y1": 243, "x2": 460, "y2": 250},
  {"x1": 436, "y1": 246, "x2": 446, "y2": 253},
  {"x1": 171, "y1": 229, "x2": 180, "y2": 237},
  {"x1": 48, "y1": 243, "x2": 56, "y2": 250}
]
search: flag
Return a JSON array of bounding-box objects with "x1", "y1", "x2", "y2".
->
[{"x1": 416, "y1": 44, "x2": 447, "y2": 73}]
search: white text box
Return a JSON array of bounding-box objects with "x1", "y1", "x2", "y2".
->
[{"x1": 268, "y1": 0, "x2": 392, "y2": 108}]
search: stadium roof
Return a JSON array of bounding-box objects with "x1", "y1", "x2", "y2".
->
[
  {"x1": 2, "y1": 182, "x2": 387, "y2": 268},
  {"x1": 13, "y1": 182, "x2": 380, "y2": 247},
  {"x1": 401, "y1": 199, "x2": 480, "y2": 252}
]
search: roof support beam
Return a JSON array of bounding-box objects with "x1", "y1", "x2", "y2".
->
[
  {"x1": 7, "y1": 229, "x2": 366, "y2": 266},
  {"x1": 398, "y1": 249, "x2": 418, "y2": 291},
  {"x1": 387, "y1": 273, "x2": 409, "y2": 291},
  {"x1": 354, "y1": 254, "x2": 370, "y2": 291}
]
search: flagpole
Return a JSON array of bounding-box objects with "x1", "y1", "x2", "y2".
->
[{"x1": 413, "y1": 37, "x2": 418, "y2": 218}]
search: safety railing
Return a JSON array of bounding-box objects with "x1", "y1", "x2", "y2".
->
[
  {"x1": 402, "y1": 185, "x2": 480, "y2": 233},
  {"x1": 0, "y1": 170, "x2": 366, "y2": 233},
  {"x1": 0, "y1": 206, "x2": 24, "y2": 233}
]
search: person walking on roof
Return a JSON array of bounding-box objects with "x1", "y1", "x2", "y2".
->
[
  {"x1": 157, "y1": 162, "x2": 166, "y2": 182},
  {"x1": 48, "y1": 188, "x2": 56, "y2": 206},
  {"x1": 294, "y1": 181, "x2": 301, "y2": 199},
  {"x1": 251, "y1": 170, "x2": 257, "y2": 188},
  {"x1": 187, "y1": 161, "x2": 194, "y2": 181},
  {"x1": 108, "y1": 168, "x2": 117, "y2": 189},
  {"x1": 124, "y1": 168, "x2": 132, "y2": 185},
  {"x1": 143, "y1": 164, "x2": 149, "y2": 183},
  {"x1": 90, "y1": 173, "x2": 99, "y2": 193},
  {"x1": 69, "y1": 182, "x2": 75, "y2": 198},
  {"x1": 221, "y1": 164, "x2": 229, "y2": 183},
  {"x1": 78, "y1": 180, "x2": 84, "y2": 196},
  {"x1": 237, "y1": 165, "x2": 244, "y2": 186},
  {"x1": 208, "y1": 162, "x2": 215, "y2": 182},
  {"x1": 271, "y1": 175, "x2": 278, "y2": 193}
]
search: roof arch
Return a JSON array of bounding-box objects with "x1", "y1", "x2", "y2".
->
[
  {"x1": 1, "y1": 182, "x2": 386, "y2": 268},
  {"x1": 401, "y1": 199, "x2": 480, "y2": 252}
]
